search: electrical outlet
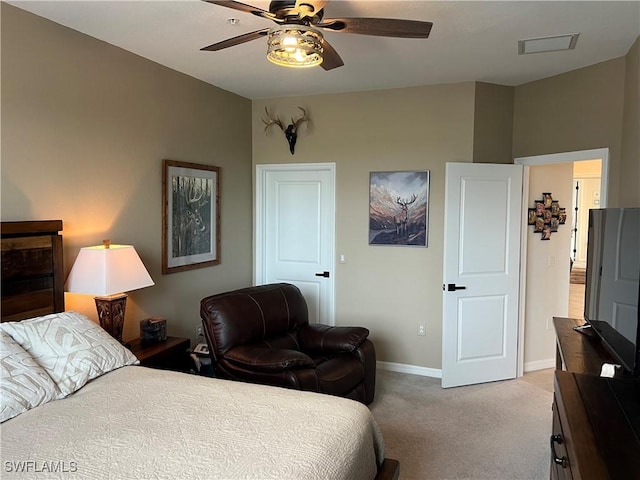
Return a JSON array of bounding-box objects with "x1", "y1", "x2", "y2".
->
[
  {"x1": 196, "y1": 326, "x2": 203, "y2": 338},
  {"x1": 418, "y1": 323, "x2": 426, "y2": 336}
]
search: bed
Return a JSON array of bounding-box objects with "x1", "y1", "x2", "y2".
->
[{"x1": 0, "y1": 220, "x2": 399, "y2": 480}]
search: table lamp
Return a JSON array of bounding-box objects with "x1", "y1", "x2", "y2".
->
[{"x1": 65, "y1": 240, "x2": 154, "y2": 342}]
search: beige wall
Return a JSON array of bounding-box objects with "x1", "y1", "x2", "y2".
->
[
  {"x1": 472, "y1": 82, "x2": 514, "y2": 164},
  {"x1": 1, "y1": 4, "x2": 253, "y2": 342},
  {"x1": 621, "y1": 37, "x2": 640, "y2": 207},
  {"x1": 523, "y1": 163, "x2": 574, "y2": 369},
  {"x1": 573, "y1": 159, "x2": 603, "y2": 177},
  {"x1": 513, "y1": 57, "x2": 629, "y2": 207},
  {"x1": 252, "y1": 84, "x2": 476, "y2": 368}
]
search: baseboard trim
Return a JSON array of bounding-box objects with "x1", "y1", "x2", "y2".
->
[
  {"x1": 377, "y1": 361, "x2": 442, "y2": 379},
  {"x1": 378, "y1": 360, "x2": 553, "y2": 378},
  {"x1": 524, "y1": 358, "x2": 555, "y2": 372}
]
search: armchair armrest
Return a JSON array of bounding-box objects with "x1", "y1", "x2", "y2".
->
[
  {"x1": 224, "y1": 345, "x2": 315, "y2": 373},
  {"x1": 298, "y1": 324, "x2": 369, "y2": 353}
]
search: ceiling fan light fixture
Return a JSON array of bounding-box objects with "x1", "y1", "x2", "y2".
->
[{"x1": 267, "y1": 25, "x2": 323, "y2": 68}]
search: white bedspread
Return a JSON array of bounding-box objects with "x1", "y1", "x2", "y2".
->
[{"x1": 1, "y1": 366, "x2": 384, "y2": 479}]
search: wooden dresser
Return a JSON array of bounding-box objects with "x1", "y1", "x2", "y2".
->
[{"x1": 551, "y1": 317, "x2": 640, "y2": 480}]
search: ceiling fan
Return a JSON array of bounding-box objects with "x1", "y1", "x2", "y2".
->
[{"x1": 201, "y1": 0, "x2": 433, "y2": 70}]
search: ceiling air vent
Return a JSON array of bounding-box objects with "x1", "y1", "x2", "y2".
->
[{"x1": 518, "y1": 33, "x2": 579, "y2": 55}]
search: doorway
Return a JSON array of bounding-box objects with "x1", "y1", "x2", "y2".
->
[
  {"x1": 515, "y1": 148, "x2": 608, "y2": 376},
  {"x1": 569, "y1": 161, "x2": 603, "y2": 318}
]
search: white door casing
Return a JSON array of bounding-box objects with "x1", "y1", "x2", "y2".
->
[
  {"x1": 255, "y1": 163, "x2": 335, "y2": 326},
  {"x1": 442, "y1": 162, "x2": 523, "y2": 388}
]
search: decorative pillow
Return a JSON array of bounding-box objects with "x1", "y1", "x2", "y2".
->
[
  {"x1": 0, "y1": 312, "x2": 139, "y2": 398},
  {"x1": 0, "y1": 331, "x2": 60, "y2": 423}
]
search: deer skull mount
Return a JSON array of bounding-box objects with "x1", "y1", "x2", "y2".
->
[{"x1": 262, "y1": 107, "x2": 309, "y2": 155}]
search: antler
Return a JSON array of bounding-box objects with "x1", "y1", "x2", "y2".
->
[
  {"x1": 290, "y1": 107, "x2": 308, "y2": 132},
  {"x1": 396, "y1": 194, "x2": 417, "y2": 208},
  {"x1": 184, "y1": 178, "x2": 207, "y2": 206},
  {"x1": 262, "y1": 106, "x2": 310, "y2": 155},
  {"x1": 262, "y1": 107, "x2": 284, "y2": 133}
]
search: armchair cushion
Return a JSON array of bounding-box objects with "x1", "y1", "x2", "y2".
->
[
  {"x1": 299, "y1": 324, "x2": 369, "y2": 353},
  {"x1": 225, "y1": 345, "x2": 315, "y2": 373}
]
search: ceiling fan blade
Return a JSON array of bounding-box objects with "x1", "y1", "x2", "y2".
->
[
  {"x1": 320, "y1": 38, "x2": 344, "y2": 71},
  {"x1": 202, "y1": 0, "x2": 276, "y2": 21},
  {"x1": 200, "y1": 28, "x2": 269, "y2": 51},
  {"x1": 317, "y1": 17, "x2": 433, "y2": 38}
]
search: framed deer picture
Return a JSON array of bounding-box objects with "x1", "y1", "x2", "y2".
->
[
  {"x1": 369, "y1": 170, "x2": 430, "y2": 247},
  {"x1": 162, "y1": 159, "x2": 221, "y2": 274}
]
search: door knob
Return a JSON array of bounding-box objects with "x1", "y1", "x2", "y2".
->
[
  {"x1": 315, "y1": 271, "x2": 330, "y2": 278},
  {"x1": 445, "y1": 283, "x2": 466, "y2": 291}
]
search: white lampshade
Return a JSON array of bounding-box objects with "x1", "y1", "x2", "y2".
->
[{"x1": 66, "y1": 243, "x2": 154, "y2": 296}]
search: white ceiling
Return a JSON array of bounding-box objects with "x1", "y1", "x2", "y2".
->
[{"x1": 9, "y1": 1, "x2": 640, "y2": 99}]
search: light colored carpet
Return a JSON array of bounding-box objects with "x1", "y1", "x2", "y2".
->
[{"x1": 370, "y1": 370, "x2": 553, "y2": 480}]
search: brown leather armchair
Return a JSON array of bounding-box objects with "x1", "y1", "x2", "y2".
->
[{"x1": 200, "y1": 283, "x2": 376, "y2": 405}]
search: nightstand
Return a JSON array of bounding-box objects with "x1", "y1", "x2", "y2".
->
[{"x1": 127, "y1": 336, "x2": 191, "y2": 372}]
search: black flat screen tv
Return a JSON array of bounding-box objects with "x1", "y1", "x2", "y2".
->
[{"x1": 584, "y1": 207, "x2": 640, "y2": 376}]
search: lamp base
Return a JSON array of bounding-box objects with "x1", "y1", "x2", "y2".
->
[{"x1": 95, "y1": 294, "x2": 127, "y2": 342}]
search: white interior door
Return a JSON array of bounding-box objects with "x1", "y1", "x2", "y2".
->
[
  {"x1": 442, "y1": 162, "x2": 523, "y2": 388},
  {"x1": 255, "y1": 163, "x2": 335, "y2": 326}
]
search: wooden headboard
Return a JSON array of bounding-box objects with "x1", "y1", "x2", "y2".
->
[{"x1": 1, "y1": 220, "x2": 65, "y2": 322}]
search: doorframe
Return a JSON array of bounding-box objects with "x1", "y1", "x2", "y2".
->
[
  {"x1": 254, "y1": 162, "x2": 336, "y2": 325},
  {"x1": 514, "y1": 148, "x2": 609, "y2": 376}
]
